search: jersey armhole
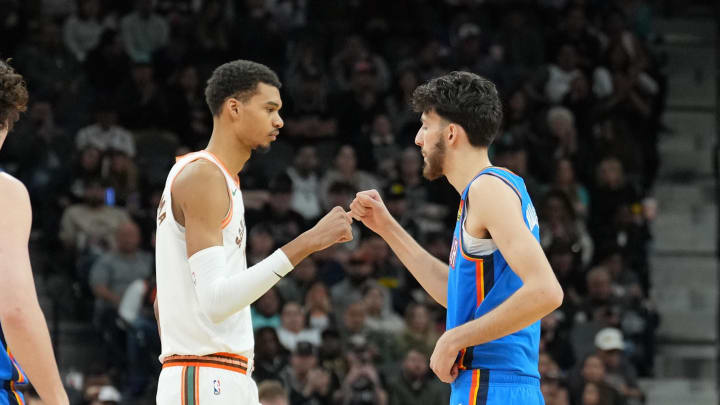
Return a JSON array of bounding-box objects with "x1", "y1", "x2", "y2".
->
[{"x1": 170, "y1": 157, "x2": 233, "y2": 230}]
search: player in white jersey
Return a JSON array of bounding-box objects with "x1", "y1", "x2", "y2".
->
[{"x1": 154, "y1": 60, "x2": 354, "y2": 405}]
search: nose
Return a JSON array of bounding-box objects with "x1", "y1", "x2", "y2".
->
[
  {"x1": 274, "y1": 114, "x2": 284, "y2": 129},
  {"x1": 414, "y1": 129, "x2": 423, "y2": 147}
]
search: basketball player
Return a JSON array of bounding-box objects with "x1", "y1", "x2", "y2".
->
[
  {"x1": 154, "y1": 60, "x2": 353, "y2": 405},
  {"x1": 350, "y1": 72, "x2": 563, "y2": 405},
  {"x1": 0, "y1": 61, "x2": 69, "y2": 405}
]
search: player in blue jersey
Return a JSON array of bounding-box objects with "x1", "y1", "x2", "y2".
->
[
  {"x1": 350, "y1": 71, "x2": 563, "y2": 405},
  {"x1": 0, "y1": 60, "x2": 68, "y2": 405}
]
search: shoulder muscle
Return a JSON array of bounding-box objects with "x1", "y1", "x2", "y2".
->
[
  {"x1": 172, "y1": 159, "x2": 229, "y2": 227},
  {"x1": 0, "y1": 173, "x2": 31, "y2": 243}
]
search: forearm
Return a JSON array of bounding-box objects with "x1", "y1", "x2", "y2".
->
[
  {"x1": 190, "y1": 247, "x2": 293, "y2": 323},
  {"x1": 380, "y1": 219, "x2": 448, "y2": 307},
  {"x1": 2, "y1": 306, "x2": 68, "y2": 405},
  {"x1": 448, "y1": 282, "x2": 561, "y2": 349},
  {"x1": 280, "y1": 230, "x2": 319, "y2": 267}
]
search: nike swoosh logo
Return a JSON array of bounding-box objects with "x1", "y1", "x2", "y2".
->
[{"x1": 232, "y1": 189, "x2": 238, "y2": 196}]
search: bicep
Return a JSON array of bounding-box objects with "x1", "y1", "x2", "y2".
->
[
  {"x1": 173, "y1": 163, "x2": 229, "y2": 257},
  {"x1": 472, "y1": 180, "x2": 552, "y2": 283}
]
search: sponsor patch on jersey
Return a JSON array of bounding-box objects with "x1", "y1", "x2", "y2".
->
[
  {"x1": 213, "y1": 379, "x2": 221, "y2": 395},
  {"x1": 456, "y1": 201, "x2": 464, "y2": 222},
  {"x1": 191, "y1": 272, "x2": 197, "y2": 286},
  {"x1": 235, "y1": 218, "x2": 245, "y2": 248},
  {"x1": 449, "y1": 236, "x2": 458, "y2": 269}
]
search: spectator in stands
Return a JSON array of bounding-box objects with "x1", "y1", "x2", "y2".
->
[
  {"x1": 76, "y1": 102, "x2": 135, "y2": 157},
  {"x1": 541, "y1": 311, "x2": 576, "y2": 371},
  {"x1": 247, "y1": 223, "x2": 275, "y2": 266},
  {"x1": 384, "y1": 63, "x2": 421, "y2": 141},
  {"x1": 277, "y1": 255, "x2": 318, "y2": 303},
  {"x1": 279, "y1": 341, "x2": 334, "y2": 405},
  {"x1": 568, "y1": 354, "x2": 625, "y2": 405},
  {"x1": 102, "y1": 148, "x2": 139, "y2": 209},
  {"x1": 258, "y1": 380, "x2": 290, "y2": 405},
  {"x1": 63, "y1": 0, "x2": 105, "y2": 62},
  {"x1": 120, "y1": 0, "x2": 169, "y2": 63},
  {"x1": 286, "y1": 145, "x2": 322, "y2": 221},
  {"x1": 319, "y1": 145, "x2": 380, "y2": 205},
  {"x1": 331, "y1": 251, "x2": 375, "y2": 314},
  {"x1": 283, "y1": 69, "x2": 337, "y2": 143},
  {"x1": 194, "y1": 0, "x2": 231, "y2": 64},
  {"x1": 593, "y1": 328, "x2": 644, "y2": 403},
  {"x1": 331, "y1": 35, "x2": 391, "y2": 93},
  {"x1": 334, "y1": 335, "x2": 388, "y2": 405},
  {"x1": 59, "y1": 178, "x2": 131, "y2": 255},
  {"x1": 549, "y1": 6, "x2": 602, "y2": 70},
  {"x1": 277, "y1": 301, "x2": 321, "y2": 351},
  {"x1": 387, "y1": 347, "x2": 449, "y2": 405},
  {"x1": 115, "y1": 62, "x2": 169, "y2": 130},
  {"x1": 251, "y1": 286, "x2": 282, "y2": 331},
  {"x1": 395, "y1": 303, "x2": 438, "y2": 357},
  {"x1": 14, "y1": 19, "x2": 82, "y2": 102},
  {"x1": 529, "y1": 42, "x2": 582, "y2": 104},
  {"x1": 84, "y1": 30, "x2": 132, "y2": 95},
  {"x1": 304, "y1": 281, "x2": 336, "y2": 332},
  {"x1": 539, "y1": 189, "x2": 594, "y2": 267},
  {"x1": 118, "y1": 274, "x2": 159, "y2": 398},
  {"x1": 166, "y1": 64, "x2": 211, "y2": 149},
  {"x1": 362, "y1": 281, "x2": 403, "y2": 336},
  {"x1": 246, "y1": 174, "x2": 306, "y2": 247},
  {"x1": 553, "y1": 157, "x2": 590, "y2": 219},
  {"x1": 254, "y1": 327, "x2": 289, "y2": 384},
  {"x1": 89, "y1": 221, "x2": 152, "y2": 325}
]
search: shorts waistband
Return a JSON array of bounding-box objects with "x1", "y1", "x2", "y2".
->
[
  {"x1": 458, "y1": 369, "x2": 540, "y2": 387},
  {"x1": 162, "y1": 352, "x2": 249, "y2": 375}
]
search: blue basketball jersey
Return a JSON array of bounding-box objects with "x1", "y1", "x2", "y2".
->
[
  {"x1": 447, "y1": 166, "x2": 541, "y2": 378},
  {"x1": 0, "y1": 323, "x2": 28, "y2": 405}
]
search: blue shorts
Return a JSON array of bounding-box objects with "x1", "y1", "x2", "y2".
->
[{"x1": 450, "y1": 369, "x2": 544, "y2": 405}]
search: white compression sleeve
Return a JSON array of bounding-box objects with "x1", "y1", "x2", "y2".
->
[{"x1": 188, "y1": 246, "x2": 294, "y2": 323}]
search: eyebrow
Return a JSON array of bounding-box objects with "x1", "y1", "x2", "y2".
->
[{"x1": 266, "y1": 101, "x2": 281, "y2": 108}]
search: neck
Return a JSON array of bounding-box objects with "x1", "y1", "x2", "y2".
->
[
  {"x1": 205, "y1": 124, "x2": 251, "y2": 176},
  {"x1": 445, "y1": 147, "x2": 492, "y2": 194}
]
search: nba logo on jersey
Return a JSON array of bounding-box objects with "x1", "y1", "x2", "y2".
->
[
  {"x1": 449, "y1": 237, "x2": 458, "y2": 269},
  {"x1": 213, "y1": 379, "x2": 221, "y2": 395}
]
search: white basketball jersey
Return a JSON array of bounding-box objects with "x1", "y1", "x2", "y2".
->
[{"x1": 155, "y1": 150, "x2": 252, "y2": 362}]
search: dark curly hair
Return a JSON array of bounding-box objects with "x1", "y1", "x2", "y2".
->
[
  {"x1": 411, "y1": 71, "x2": 502, "y2": 147},
  {"x1": 0, "y1": 60, "x2": 29, "y2": 132},
  {"x1": 204, "y1": 60, "x2": 282, "y2": 117}
]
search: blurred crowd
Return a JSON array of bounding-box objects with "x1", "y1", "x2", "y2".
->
[{"x1": 0, "y1": 0, "x2": 665, "y2": 404}]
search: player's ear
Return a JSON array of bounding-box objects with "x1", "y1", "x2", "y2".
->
[
  {"x1": 446, "y1": 123, "x2": 457, "y2": 145},
  {"x1": 225, "y1": 98, "x2": 243, "y2": 121}
]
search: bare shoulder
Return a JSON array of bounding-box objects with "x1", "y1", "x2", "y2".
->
[
  {"x1": 171, "y1": 159, "x2": 229, "y2": 226},
  {"x1": 0, "y1": 172, "x2": 30, "y2": 211},
  {"x1": 172, "y1": 159, "x2": 227, "y2": 202},
  {"x1": 468, "y1": 174, "x2": 521, "y2": 211}
]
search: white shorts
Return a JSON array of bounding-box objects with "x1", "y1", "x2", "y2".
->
[{"x1": 156, "y1": 354, "x2": 259, "y2": 405}]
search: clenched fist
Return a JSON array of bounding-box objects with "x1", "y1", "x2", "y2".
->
[
  {"x1": 349, "y1": 190, "x2": 393, "y2": 236},
  {"x1": 308, "y1": 206, "x2": 354, "y2": 251}
]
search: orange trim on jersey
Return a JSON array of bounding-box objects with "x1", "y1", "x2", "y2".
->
[
  {"x1": 204, "y1": 150, "x2": 240, "y2": 187},
  {"x1": 475, "y1": 260, "x2": 484, "y2": 307},
  {"x1": 468, "y1": 369, "x2": 480, "y2": 405},
  {"x1": 194, "y1": 366, "x2": 200, "y2": 405},
  {"x1": 214, "y1": 352, "x2": 250, "y2": 361},
  {"x1": 457, "y1": 348, "x2": 467, "y2": 370},
  {"x1": 180, "y1": 366, "x2": 187, "y2": 405},
  {"x1": 163, "y1": 361, "x2": 247, "y2": 375}
]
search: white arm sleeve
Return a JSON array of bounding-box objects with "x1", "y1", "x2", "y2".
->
[{"x1": 188, "y1": 246, "x2": 294, "y2": 324}]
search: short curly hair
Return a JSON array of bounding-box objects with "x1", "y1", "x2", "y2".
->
[
  {"x1": 411, "y1": 71, "x2": 502, "y2": 147},
  {"x1": 0, "y1": 60, "x2": 29, "y2": 132},
  {"x1": 204, "y1": 60, "x2": 282, "y2": 117}
]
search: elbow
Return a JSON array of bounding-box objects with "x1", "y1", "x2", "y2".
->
[{"x1": 545, "y1": 282, "x2": 564, "y2": 312}]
